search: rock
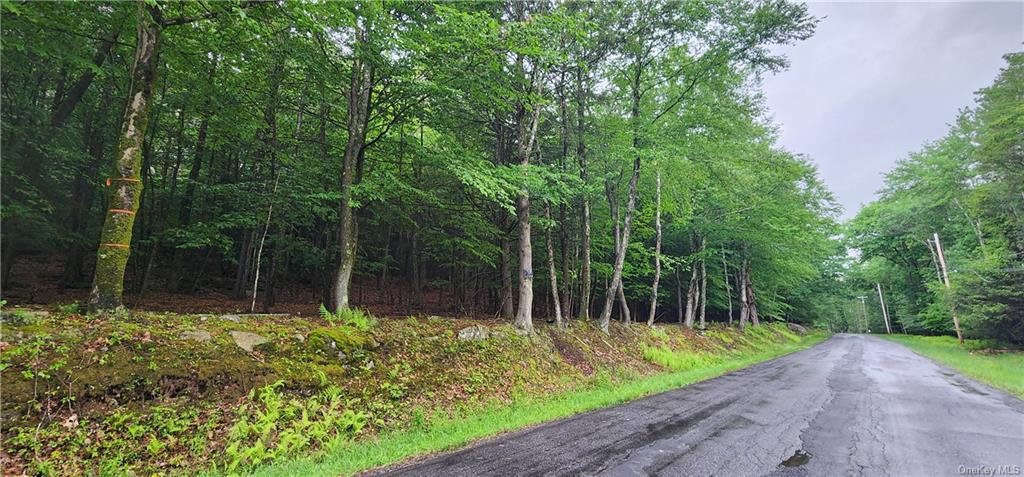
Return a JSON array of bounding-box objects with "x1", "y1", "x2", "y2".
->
[
  {"x1": 308, "y1": 326, "x2": 376, "y2": 358},
  {"x1": 458, "y1": 325, "x2": 490, "y2": 341},
  {"x1": 230, "y1": 331, "x2": 269, "y2": 353},
  {"x1": 222, "y1": 314, "x2": 242, "y2": 323},
  {"x1": 180, "y1": 330, "x2": 212, "y2": 342},
  {"x1": 786, "y1": 323, "x2": 809, "y2": 336}
]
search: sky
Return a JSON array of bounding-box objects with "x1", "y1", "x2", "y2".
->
[{"x1": 761, "y1": 1, "x2": 1024, "y2": 221}]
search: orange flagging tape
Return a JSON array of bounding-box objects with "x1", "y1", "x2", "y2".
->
[
  {"x1": 105, "y1": 177, "x2": 141, "y2": 186},
  {"x1": 99, "y1": 243, "x2": 130, "y2": 249},
  {"x1": 108, "y1": 209, "x2": 136, "y2": 215}
]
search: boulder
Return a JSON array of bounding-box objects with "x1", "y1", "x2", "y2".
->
[
  {"x1": 458, "y1": 325, "x2": 490, "y2": 341},
  {"x1": 230, "y1": 331, "x2": 269, "y2": 353},
  {"x1": 180, "y1": 330, "x2": 213, "y2": 343},
  {"x1": 786, "y1": 323, "x2": 809, "y2": 336}
]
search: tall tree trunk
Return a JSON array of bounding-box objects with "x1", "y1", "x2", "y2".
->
[
  {"x1": 88, "y1": 3, "x2": 160, "y2": 313},
  {"x1": 744, "y1": 259, "x2": 759, "y2": 326},
  {"x1": 738, "y1": 258, "x2": 749, "y2": 329},
  {"x1": 556, "y1": 69, "x2": 572, "y2": 320},
  {"x1": 618, "y1": 280, "x2": 631, "y2": 324},
  {"x1": 699, "y1": 255, "x2": 707, "y2": 329},
  {"x1": 515, "y1": 186, "x2": 534, "y2": 333},
  {"x1": 250, "y1": 175, "x2": 279, "y2": 312},
  {"x1": 331, "y1": 17, "x2": 374, "y2": 313},
  {"x1": 513, "y1": 82, "x2": 542, "y2": 334},
  {"x1": 606, "y1": 180, "x2": 631, "y2": 324},
  {"x1": 697, "y1": 237, "x2": 707, "y2": 328},
  {"x1": 933, "y1": 232, "x2": 963, "y2": 343},
  {"x1": 876, "y1": 282, "x2": 892, "y2": 334},
  {"x1": 575, "y1": 68, "x2": 591, "y2": 321},
  {"x1": 545, "y1": 204, "x2": 562, "y2": 327},
  {"x1": 684, "y1": 265, "x2": 698, "y2": 328},
  {"x1": 598, "y1": 62, "x2": 643, "y2": 332},
  {"x1": 722, "y1": 248, "x2": 733, "y2": 326},
  {"x1": 647, "y1": 171, "x2": 662, "y2": 326},
  {"x1": 675, "y1": 267, "x2": 683, "y2": 323},
  {"x1": 499, "y1": 233, "x2": 514, "y2": 319},
  {"x1": 494, "y1": 119, "x2": 514, "y2": 320}
]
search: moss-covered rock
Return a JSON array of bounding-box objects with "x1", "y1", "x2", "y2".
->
[{"x1": 307, "y1": 326, "x2": 376, "y2": 359}]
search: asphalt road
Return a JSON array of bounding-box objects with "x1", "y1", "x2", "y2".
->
[{"x1": 373, "y1": 334, "x2": 1024, "y2": 477}]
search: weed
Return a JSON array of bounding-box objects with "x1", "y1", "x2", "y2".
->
[
  {"x1": 54, "y1": 301, "x2": 82, "y2": 315},
  {"x1": 642, "y1": 346, "x2": 723, "y2": 371},
  {"x1": 318, "y1": 305, "x2": 376, "y2": 332}
]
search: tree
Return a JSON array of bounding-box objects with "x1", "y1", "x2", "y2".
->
[{"x1": 88, "y1": 2, "x2": 160, "y2": 312}]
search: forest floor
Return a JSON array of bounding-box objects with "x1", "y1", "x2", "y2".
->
[
  {"x1": 881, "y1": 335, "x2": 1024, "y2": 398},
  {"x1": 2, "y1": 253, "x2": 500, "y2": 318},
  {"x1": 0, "y1": 304, "x2": 819, "y2": 476}
]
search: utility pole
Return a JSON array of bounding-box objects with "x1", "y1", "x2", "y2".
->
[
  {"x1": 858, "y1": 296, "x2": 869, "y2": 333},
  {"x1": 933, "y1": 232, "x2": 964, "y2": 344},
  {"x1": 876, "y1": 283, "x2": 892, "y2": 334}
]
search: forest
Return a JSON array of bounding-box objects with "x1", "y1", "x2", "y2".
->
[
  {"x1": 2, "y1": 1, "x2": 1023, "y2": 476},
  {"x1": 846, "y1": 52, "x2": 1024, "y2": 344},
  {"x1": 2, "y1": 0, "x2": 841, "y2": 331},
  {"x1": 2, "y1": 0, "x2": 1021, "y2": 340}
]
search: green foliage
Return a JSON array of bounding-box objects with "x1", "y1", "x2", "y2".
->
[
  {"x1": 642, "y1": 346, "x2": 723, "y2": 371},
  {"x1": 54, "y1": 301, "x2": 82, "y2": 315},
  {"x1": 248, "y1": 328, "x2": 826, "y2": 477},
  {"x1": 848, "y1": 53, "x2": 1023, "y2": 344},
  {"x1": 318, "y1": 305, "x2": 376, "y2": 332},
  {"x1": 224, "y1": 382, "x2": 367, "y2": 473},
  {"x1": 0, "y1": 0, "x2": 838, "y2": 334}
]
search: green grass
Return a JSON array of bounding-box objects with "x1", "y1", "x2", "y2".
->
[
  {"x1": 242, "y1": 332, "x2": 829, "y2": 477},
  {"x1": 882, "y1": 335, "x2": 1024, "y2": 399},
  {"x1": 642, "y1": 346, "x2": 724, "y2": 371}
]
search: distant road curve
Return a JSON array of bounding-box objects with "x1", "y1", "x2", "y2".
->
[{"x1": 371, "y1": 334, "x2": 1024, "y2": 477}]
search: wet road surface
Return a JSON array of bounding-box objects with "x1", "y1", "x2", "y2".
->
[{"x1": 372, "y1": 334, "x2": 1024, "y2": 477}]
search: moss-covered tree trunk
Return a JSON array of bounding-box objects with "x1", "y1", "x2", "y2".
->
[{"x1": 88, "y1": 3, "x2": 160, "y2": 313}]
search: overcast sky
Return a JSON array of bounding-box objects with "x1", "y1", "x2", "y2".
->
[{"x1": 761, "y1": 1, "x2": 1024, "y2": 221}]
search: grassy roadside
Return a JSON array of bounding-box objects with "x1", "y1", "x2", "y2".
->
[
  {"x1": 1, "y1": 307, "x2": 824, "y2": 476},
  {"x1": 245, "y1": 331, "x2": 829, "y2": 477},
  {"x1": 882, "y1": 335, "x2": 1024, "y2": 399}
]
